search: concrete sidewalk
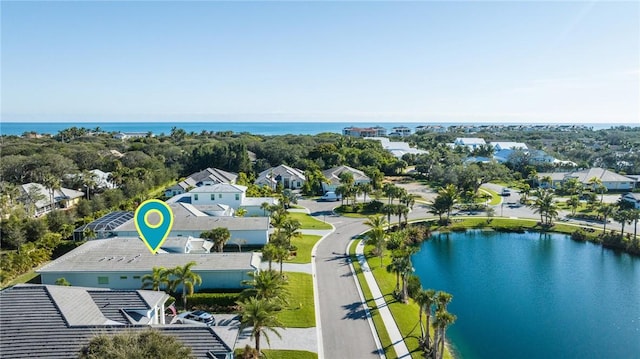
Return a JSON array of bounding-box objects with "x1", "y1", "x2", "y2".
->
[{"x1": 355, "y1": 240, "x2": 411, "y2": 358}]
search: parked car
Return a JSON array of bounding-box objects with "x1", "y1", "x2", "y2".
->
[
  {"x1": 501, "y1": 189, "x2": 511, "y2": 196},
  {"x1": 319, "y1": 192, "x2": 342, "y2": 202},
  {"x1": 176, "y1": 310, "x2": 215, "y2": 326}
]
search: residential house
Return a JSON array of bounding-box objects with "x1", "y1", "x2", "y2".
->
[
  {"x1": 622, "y1": 193, "x2": 640, "y2": 209},
  {"x1": 165, "y1": 168, "x2": 238, "y2": 197},
  {"x1": 453, "y1": 137, "x2": 486, "y2": 150},
  {"x1": 73, "y1": 211, "x2": 134, "y2": 240},
  {"x1": 256, "y1": 164, "x2": 305, "y2": 190},
  {"x1": 369, "y1": 137, "x2": 428, "y2": 159},
  {"x1": 37, "y1": 237, "x2": 262, "y2": 290},
  {"x1": 188, "y1": 183, "x2": 276, "y2": 217},
  {"x1": 114, "y1": 132, "x2": 151, "y2": 140},
  {"x1": 19, "y1": 183, "x2": 84, "y2": 217},
  {"x1": 113, "y1": 205, "x2": 270, "y2": 246},
  {"x1": 538, "y1": 168, "x2": 635, "y2": 191},
  {"x1": 342, "y1": 126, "x2": 387, "y2": 137},
  {"x1": 389, "y1": 126, "x2": 412, "y2": 137},
  {"x1": 322, "y1": 165, "x2": 371, "y2": 193},
  {"x1": 0, "y1": 284, "x2": 235, "y2": 359}
]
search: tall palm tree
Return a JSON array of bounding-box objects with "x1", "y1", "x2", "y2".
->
[
  {"x1": 42, "y1": 174, "x2": 60, "y2": 210},
  {"x1": 587, "y1": 176, "x2": 607, "y2": 203},
  {"x1": 437, "y1": 184, "x2": 459, "y2": 221},
  {"x1": 433, "y1": 310, "x2": 457, "y2": 359},
  {"x1": 597, "y1": 203, "x2": 615, "y2": 233},
  {"x1": 281, "y1": 218, "x2": 302, "y2": 248},
  {"x1": 237, "y1": 297, "x2": 284, "y2": 354},
  {"x1": 81, "y1": 170, "x2": 98, "y2": 200},
  {"x1": 364, "y1": 215, "x2": 387, "y2": 266},
  {"x1": 141, "y1": 266, "x2": 170, "y2": 291},
  {"x1": 170, "y1": 262, "x2": 202, "y2": 310},
  {"x1": 241, "y1": 269, "x2": 289, "y2": 305},
  {"x1": 274, "y1": 245, "x2": 290, "y2": 275},
  {"x1": 261, "y1": 243, "x2": 278, "y2": 271},
  {"x1": 414, "y1": 289, "x2": 437, "y2": 348},
  {"x1": 386, "y1": 253, "x2": 405, "y2": 295}
]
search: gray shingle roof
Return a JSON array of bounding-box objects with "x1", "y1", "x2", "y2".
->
[
  {"x1": 37, "y1": 237, "x2": 261, "y2": 273},
  {"x1": 0, "y1": 285, "x2": 233, "y2": 359}
]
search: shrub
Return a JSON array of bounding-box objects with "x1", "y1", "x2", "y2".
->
[
  {"x1": 571, "y1": 229, "x2": 588, "y2": 242},
  {"x1": 186, "y1": 292, "x2": 240, "y2": 313}
]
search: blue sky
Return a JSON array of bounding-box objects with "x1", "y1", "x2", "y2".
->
[{"x1": 2, "y1": 1, "x2": 638, "y2": 124}]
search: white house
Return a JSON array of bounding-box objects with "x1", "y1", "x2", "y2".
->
[
  {"x1": 369, "y1": 137, "x2": 428, "y2": 159},
  {"x1": 490, "y1": 141, "x2": 528, "y2": 151},
  {"x1": 389, "y1": 126, "x2": 412, "y2": 137},
  {"x1": 256, "y1": 165, "x2": 305, "y2": 190},
  {"x1": 37, "y1": 237, "x2": 262, "y2": 291},
  {"x1": 114, "y1": 132, "x2": 151, "y2": 140},
  {"x1": 322, "y1": 165, "x2": 371, "y2": 193},
  {"x1": 113, "y1": 214, "x2": 270, "y2": 247},
  {"x1": 188, "y1": 183, "x2": 276, "y2": 217},
  {"x1": 454, "y1": 137, "x2": 486, "y2": 150},
  {"x1": 19, "y1": 183, "x2": 85, "y2": 217},
  {"x1": 165, "y1": 168, "x2": 238, "y2": 197}
]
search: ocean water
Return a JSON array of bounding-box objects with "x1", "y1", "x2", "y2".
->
[{"x1": 0, "y1": 121, "x2": 629, "y2": 137}]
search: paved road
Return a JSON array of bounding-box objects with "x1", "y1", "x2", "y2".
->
[{"x1": 303, "y1": 198, "x2": 382, "y2": 359}]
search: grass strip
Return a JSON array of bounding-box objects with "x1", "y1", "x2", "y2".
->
[
  {"x1": 262, "y1": 349, "x2": 318, "y2": 359},
  {"x1": 288, "y1": 212, "x2": 333, "y2": 230},
  {"x1": 348, "y1": 240, "x2": 398, "y2": 359},
  {"x1": 278, "y1": 272, "x2": 315, "y2": 328},
  {"x1": 287, "y1": 234, "x2": 322, "y2": 264}
]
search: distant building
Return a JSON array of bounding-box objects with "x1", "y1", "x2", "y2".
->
[
  {"x1": 0, "y1": 284, "x2": 235, "y2": 359},
  {"x1": 113, "y1": 132, "x2": 151, "y2": 140},
  {"x1": 369, "y1": 137, "x2": 428, "y2": 158},
  {"x1": 19, "y1": 183, "x2": 85, "y2": 217},
  {"x1": 453, "y1": 137, "x2": 486, "y2": 150},
  {"x1": 343, "y1": 126, "x2": 387, "y2": 137},
  {"x1": 165, "y1": 168, "x2": 238, "y2": 197},
  {"x1": 322, "y1": 165, "x2": 371, "y2": 193},
  {"x1": 256, "y1": 164, "x2": 305, "y2": 190},
  {"x1": 538, "y1": 168, "x2": 635, "y2": 191},
  {"x1": 37, "y1": 237, "x2": 261, "y2": 290},
  {"x1": 389, "y1": 126, "x2": 412, "y2": 137}
]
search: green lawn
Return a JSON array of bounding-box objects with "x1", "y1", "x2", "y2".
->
[
  {"x1": 2, "y1": 270, "x2": 40, "y2": 289},
  {"x1": 479, "y1": 188, "x2": 502, "y2": 205},
  {"x1": 278, "y1": 272, "x2": 315, "y2": 328},
  {"x1": 348, "y1": 241, "x2": 397, "y2": 359},
  {"x1": 287, "y1": 234, "x2": 322, "y2": 264},
  {"x1": 287, "y1": 212, "x2": 332, "y2": 230},
  {"x1": 262, "y1": 350, "x2": 318, "y2": 359}
]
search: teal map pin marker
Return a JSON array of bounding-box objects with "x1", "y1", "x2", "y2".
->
[{"x1": 134, "y1": 199, "x2": 174, "y2": 254}]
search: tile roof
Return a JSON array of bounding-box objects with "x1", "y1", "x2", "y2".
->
[
  {"x1": 115, "y1": 214, "x2": 268, "y2": 232},
  {"x1": 0, "y1": 285, "x2": 233, "y2": 359},
  {"x1": 322, "y1": 165, "x2": 370, "y2": 185}
]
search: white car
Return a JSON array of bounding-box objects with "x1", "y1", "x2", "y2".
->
[
  {"x1": 319, "y1": 192, "x2": 342, "y2": 202},
  {"x1": 176, "y1": 310, "x2": 215, "y2": 326}
]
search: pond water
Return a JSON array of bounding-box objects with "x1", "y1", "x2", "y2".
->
[{"x1": 412, "y1": 230, "x2": 640, "y2": 359}]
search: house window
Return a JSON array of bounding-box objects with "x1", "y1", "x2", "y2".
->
[
  {"x1": 219, "y1": 194, "x2": 222, "y2": 199},
  {"x1": 133, "y1": 276, "x2": 141, "y2": 279},
  {"x1": 235, "y1": 194, "x2": 240, "y2": 200},
  {"x1": 120, "y1": 276, "x2": 128, "y2": 280},
  {"x1": 194, "y1": 194, "x2": 199, "y2": 201},
  {"x1": 211, "y1": 194, "x2": 215, "y2": 201},
  {"x1": 98, "y1": 276, "x2": 109, "y2": 285}
]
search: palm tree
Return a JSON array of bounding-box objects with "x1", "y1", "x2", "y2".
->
[
  {"x1": 414, "y1": 288, "x2": 437, "y2": 348},
  {"x1": 281, "y1": 218, "x2": 302, "y2": 248},
  {"x1": 359, "y1": 183, "x2": 372, "y2": 203},
  {"x1": 237, "y1": 297, "x2": 284, "y2": 354},
  {"x1": 597, "y1": 203, "x2": 615, "y2": 233},
  {"x1": 433, "y1": 310, "x2": 457, "y2": 359},
  {"x1": 364, "y1": 215, "x2": 387, "y2": 266},
  {"x1": 438, "y1": 184, "x2": 459, "y2": 221},
  {"x1": 235, "y1": 208, "x2": 248, "y2": 217},
  {"x1": 261, "y1": 243, "x2": 278, "y2": 271},
  {"x1": 260, "y1": 202, "x2": 270, "y2": 217},
  {"x1": 274, "y1": 245, "x2": 290, "y2": 275},
  {"x1": 241, "y1": 269, "x2": 289, "y2": 305},
  {"x1": 81, "y1": 170, "x2": 98, "y2": 200},
  {"x1": 141, "y1": 266, "x2": 170, "y2": 291},
  {"x1": 42, "y1": 174, "x2": 60, "y2": 210},
  {"x1": 170, "y1": 262, "x2": 202, "y2": 310},
  {"x1": 566, "y1": 195, "x2": 580, "y2": 216},
  {"x1": 588, "y1": 176, "x2": 607, "y2": 203},
  {"x1": 200, "y1": 227, "x2": 231, "y2": 252},
  {"x1": 386, "y1": 253, "x2": 405, "y2": 295}
]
